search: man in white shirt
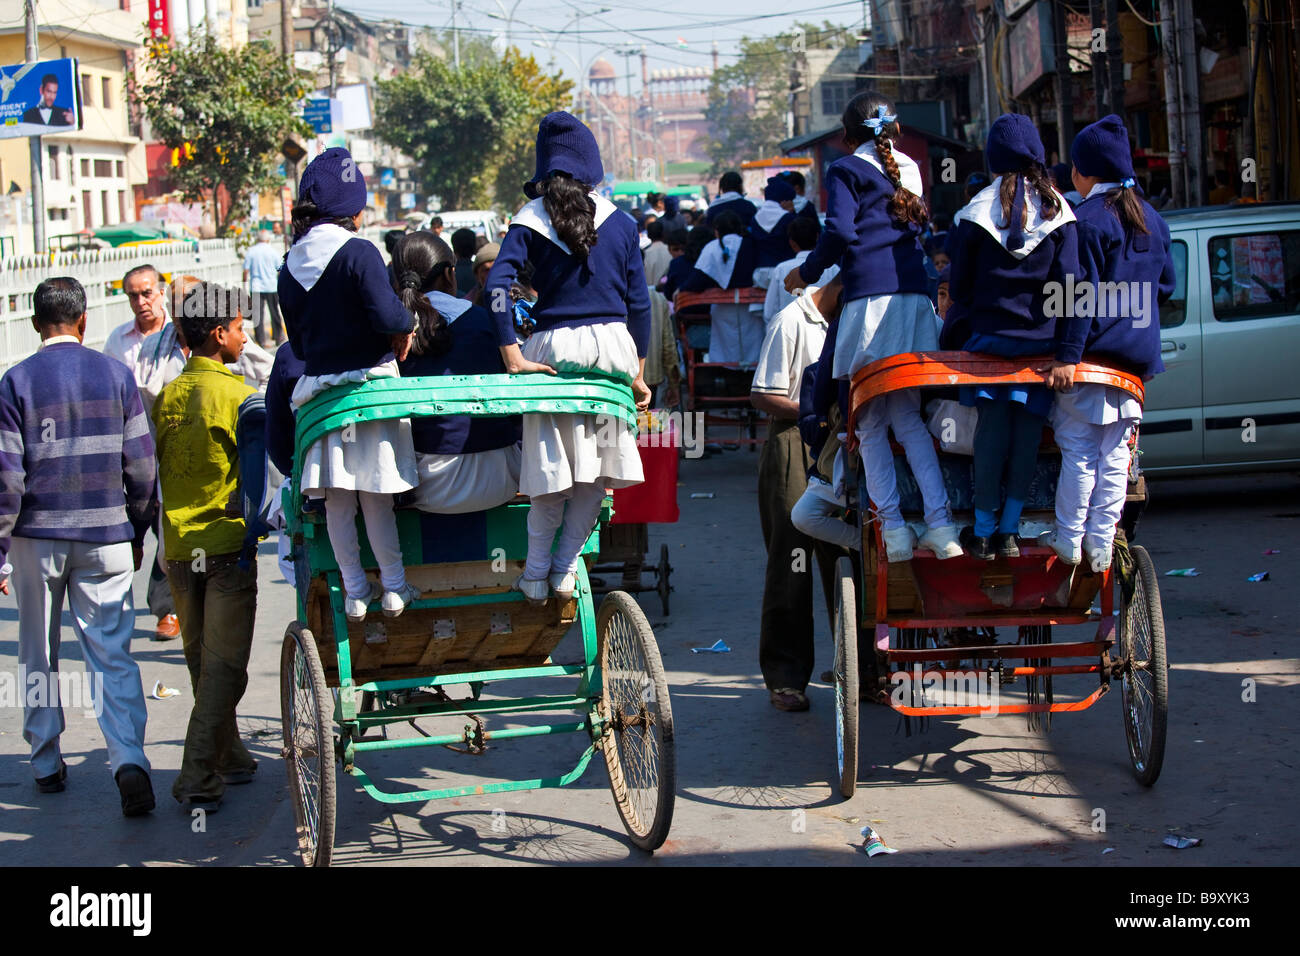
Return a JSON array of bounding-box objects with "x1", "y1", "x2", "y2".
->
[
  {"x1": 243, "y1": 230, "x2": 285, "y2": 346},
  {"x1": 763, "y1": 216, "x2": 837, "y2": 323},
  {"x1": 750, "y1": 277, "x2": 846, "y2": 713},
  {"x1": 104, "y1": 265, "x2": 177, "y2": 640},
  {"x1": 104, "y1": 264, "x2": 170, "y2": 372}
]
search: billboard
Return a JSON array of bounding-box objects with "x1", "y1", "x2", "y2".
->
[{"x1": 0, "y1": 58, "x2": 81, "y2": 140}]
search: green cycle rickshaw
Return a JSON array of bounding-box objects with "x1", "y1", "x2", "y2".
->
[{"x1": 279, "y1": 373, "x2": 676, "y2": 865}]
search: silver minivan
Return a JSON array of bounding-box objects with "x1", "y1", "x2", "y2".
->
[{"x1": 1140, "y1": 202, "x2": 1300, "y2": 475}]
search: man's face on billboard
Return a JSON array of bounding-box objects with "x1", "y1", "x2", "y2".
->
[{"x1": 40, "y1": 81, "x2": 57, "y2": 107}]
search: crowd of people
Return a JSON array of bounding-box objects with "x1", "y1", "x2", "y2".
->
[{"x1": 0, "y1": 96, "x2": 1173, "y2": 813}]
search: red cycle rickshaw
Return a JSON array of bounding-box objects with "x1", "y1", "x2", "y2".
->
[{"x1": 832, "y1": 352, "x2": 1168, "y2": 797}]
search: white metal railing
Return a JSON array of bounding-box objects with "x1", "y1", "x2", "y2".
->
[{"x1": 0, "y1": 239, "x2": 243, "y2": 369}]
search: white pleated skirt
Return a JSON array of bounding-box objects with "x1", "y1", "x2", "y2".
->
[
  {"x1": 832, "y1": 292, "x2": 942, "y2": 380},
  {"x1": 291, "y1": 361, "x2": 418, "y2": 497},
  {"x1": 410, "y1": 444, "x2": 523, "y2": 514},
  {"x1": 519, "y1": 322, "x2": 645, "y2": 497}
]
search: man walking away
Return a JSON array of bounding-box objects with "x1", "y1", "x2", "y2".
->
[
  {"x1": 0, "y1": 277, "x2": 157, "y2": 815},
  {"x1": 105, "y1": 264, "x2": 179, "y2": 642},
  {"x1": 243, "y1": 230, "x2": 285, "y2": 347}
]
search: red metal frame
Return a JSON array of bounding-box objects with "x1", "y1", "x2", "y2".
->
[
  {"x1": 852, "y1": 353, "x2": 1139, "y2": 719},
  {"x1": 672, "y1": 287, "x2": 769, "y2": 447}
]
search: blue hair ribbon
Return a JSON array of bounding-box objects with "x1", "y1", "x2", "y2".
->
[
  {"x1": 1120, "y1": 177, "x2": 1136, "y2": 189},
  {"x1": 862, "y1": 104, "x2": 897, "y2": 135}
]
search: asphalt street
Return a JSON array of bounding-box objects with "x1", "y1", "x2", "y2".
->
[{"x1": 1, "y1": 449, "x2": 1297, "y2": 867}]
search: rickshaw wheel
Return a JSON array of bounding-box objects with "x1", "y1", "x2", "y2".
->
[
  {"x1": 833, "y1": 557, "x2": 859, "y2": 799},
  {"x1": 280, "y1": 621, "x2": 337, "y2": 867},
  {"x1": 656, "y1": 543, "x2": 672, "y2": 616},
  {"x1": 597, "y1": 591, "x2": 676, "y2": 850},
  {"x1": 1119, "y1": 545, "x2": 1168, "y2": 786}
]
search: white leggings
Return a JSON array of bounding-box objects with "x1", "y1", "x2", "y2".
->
[
  {"x1": 324, "y1": 488, "x2": 406, "y2": 597},
  {"x1": 791, "y1": 483, "x2": 860, "y2": 550},
  {"x1": 524, "y1": 482, "x2": 607, "y2": 580},
  {"x1": 1052, "y1": 416, "x2": 1134, "y2": 551},
  {"x1": 855, "y1": 390, "x2": 951, "y2": 530}
]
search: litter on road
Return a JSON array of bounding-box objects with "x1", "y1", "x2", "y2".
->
[
  {"x1": 1162, "y1": 834, "x2": 1202, "y2": 849},
  {"x1": 1165, "y1": 568, "x2": 1201, "y2": 577},
  {"x1": 860, "y1": 825, "x2": 899, "y2": 857},
  {"x1": 691, "y1": 639, "x2": 731, "y2": 654}
]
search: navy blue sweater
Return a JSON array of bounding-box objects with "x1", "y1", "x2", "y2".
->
[
  {"x1": 704, "y1": 195, "x2": 757, "y2": 230},
  {"x1": 265, "y1": 341, "x2": 305, "y2": 478},
  {"x1": 0, "y1": 343, "x2": 156, "y2": 566},
  {"x1": 748, "y1": 210, "x2": 796, "y2": 271},
  {"x1": 1074, "y1": 191, "x2": 1176, "y2": 378},
  {"x1": 279, "y1": 226, "x2": 416, "y2": 376},
  {"x1": 398, "y1": 300, "x2": 523, "y2": 455},
  {"x1": 662, "y1": 254, "x2": 694, "y2": 298},
  {"x1": 485, "y1": 212, "x2": 652, "y2": 357},
  {"x1": 945, "y1": 218, "x2": 1086, "y2": 363},
  {"x1": 799, "y1": 155, "x2": 930, "y2": 301}
]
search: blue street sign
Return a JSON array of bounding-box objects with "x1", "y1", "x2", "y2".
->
[{"x1": 304, "y1": 98, "x2": 332, "y2": 133}]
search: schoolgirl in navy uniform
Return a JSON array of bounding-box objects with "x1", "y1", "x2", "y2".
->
[
  {"x1": 1039, "y1": 115, "x2": 1175, "y2": 572},
  {"x1": 748, "y1": 176, "x2": 797, "y2": 281},
  {"x1": 679, "y1": 210, "x2": 764, "y2": 365},
  {"x1": 391, "y1": 231, "x2": 523, "y2": 514},
  {"x1": 943, "y1": 113, "x2": 1087, "y2": 561},
  {"x1": 484, "y1": 112, "x2": 651, "y2": 605},
  {"x1": 785, "y1": 90, "x2": 961, "y2": 562},
  {"x1": 278, "y1": 147, "x2": 422, "y2": 622}
]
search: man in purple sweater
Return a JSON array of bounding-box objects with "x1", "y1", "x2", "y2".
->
[{"x1": 0, "y1": 277, "x2": 158, "y2": 816}]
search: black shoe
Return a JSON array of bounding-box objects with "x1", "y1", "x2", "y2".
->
[
  {"x1": 179, "y1": 795, "x2": 222, "y2": 814},
  {"x1": 115, "y1": 764, "x2": 155, "y2": 817},
  {"x1": 960, "y1": 526, "x2": 996, "y2": 561},
  {"x1": 993, "y1": 533, "x2": 1020, "y2": 559},
  {"x1": 36, "y1": 761, "x2": 68, "y2": 794},
  {"x1": 220, "y1": 759, "x2": 259, "y2": 786}
]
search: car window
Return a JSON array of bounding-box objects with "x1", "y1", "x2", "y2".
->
[
  {"x1": 1160, "y1": 239, "x2": 1188, "y2": 329},
  {"x1": 1208, "y1": 230, "x2": 1300, "y2": 321}
]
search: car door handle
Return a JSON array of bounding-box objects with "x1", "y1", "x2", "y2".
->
[{"x1": 1160, "y1": 340, "x2": 1183, "y2": 353}]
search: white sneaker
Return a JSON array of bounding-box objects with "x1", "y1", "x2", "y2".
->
[
  {"x1": 381, "y1": 583, "x2": 421, "y2": 618},
  {"x1": 514, "y1": 575, "x2": 549, "y2": 607},
  {"x1": 1039, "y1": 530, "x2": 1082, "y2": 566},
  {"x1": 882, "y1": 525, "x2": 916, "y2": 562},
  {"x1": 345, "y1": 581, "x2": 381, "y2": 622},
  {"x1": 1084, "y1": 536, "x2": 1112, "y2": 573},
  {"x1": 548, "y1": 571, "x2": 577, "y2": 602},
  {"x1": 917, "y1": 524, "x2": 963, "y2": 559}
]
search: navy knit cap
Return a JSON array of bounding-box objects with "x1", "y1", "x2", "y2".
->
[
  {"x1": 985, "y1": 113, "x2": 1045, "y2": 173},
  {"x1": 299, "y1": 146, "x2": 367, "y2": 218},
  {"x1": 526, "y1": 111, "x2": 603, "y2": 197},
  {"x1": 764, "y1": 176, "x2": 796, "y2": 202},
  {"x1": 1071, "y1": 114, "x2": 1135, "y2": 182}
]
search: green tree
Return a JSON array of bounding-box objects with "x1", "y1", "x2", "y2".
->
[
  {"x1": 134, "y1": 34, "x2": 311, "y2": 236},
  {"x1": 704, "y1": 22, "x2": 859, "y2": 173},
  {"x1": 376, "y1": 39, "x2": 571, "y2": 212}
]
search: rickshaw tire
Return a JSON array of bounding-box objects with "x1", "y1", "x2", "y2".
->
[
  {"x1": 833, "y1": 557, "x2": 859, "y2": 799},
  {"x1": 596, "y1": 591, "x2": 676, "y2": 850},
  {"x1": 1119, "y1": 546, "x2": 1168, "y2": 787},
  {"x1": 281, "y1": 621, "x2": 337, "y2": 867}
]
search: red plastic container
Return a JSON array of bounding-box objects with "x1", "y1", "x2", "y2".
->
[{"x1": 611, "y1": 420, "x2": 680, "y2": 524}]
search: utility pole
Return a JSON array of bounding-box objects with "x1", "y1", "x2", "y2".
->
[
  {"x1": 452, "y1": 0, "x2": 461, "y2": 69},
  {"x1": 1089, "y1": 0, "x2": 1106, "y2": 118},
  {"x1": 1051, "y1": 0, "x2": 1074, "y2": 162},
  {"x1": 24, "y1": 0, "x2": 45, "y2": 254},
  {"x1": 1175, "y1": 0, "x2": 1201, "y2": 203},
  {"x1": 1158, "y1": 0, "x2": 1185, "y2": 205},
  {"x1": 1104, "y1": 0, "x2": 1124, "y2": 125},
  {"x1": 617, "y1": 46, "x2": 638, "y2": 179}
]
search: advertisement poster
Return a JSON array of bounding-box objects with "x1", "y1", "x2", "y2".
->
[{"x1": 0, "y1": 58, "x2": 81, "y2": 140}]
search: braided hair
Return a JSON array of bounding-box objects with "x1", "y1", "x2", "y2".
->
[
  {"x1": 841, "y1": 90, "x2": 928, "y2": 229},
  {"x1": 391, "y1": 231, "x2": 456, "y2": 356}
]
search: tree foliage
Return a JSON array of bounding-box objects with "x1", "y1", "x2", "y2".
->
[
  {"x1": 703, "y1": 21, "x2": 861, "y2": 173},
  {"x1": 135, "y1": 34, "x2": 311, "y2": 236},
  {"x1": 376, "y1": 38, "x2": 572, "y2": 212}
]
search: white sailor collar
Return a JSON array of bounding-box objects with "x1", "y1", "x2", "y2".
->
[
  {"x1": 511, "y1": 192, "x2": 619, "y2": 254},
  {"x1": 963, "y1": 177, "x2": 1076, "y2": 260},
  {"x1": 850, "y1": 141, "x2": 923, "y2": 197},
  {"x1": 286, "y1": 223, "x2": 355, "y2": 292}
]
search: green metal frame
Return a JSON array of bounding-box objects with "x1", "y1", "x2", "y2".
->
[{"x1": 285, "y1": 373, "x2": 636, "y2": 805}]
